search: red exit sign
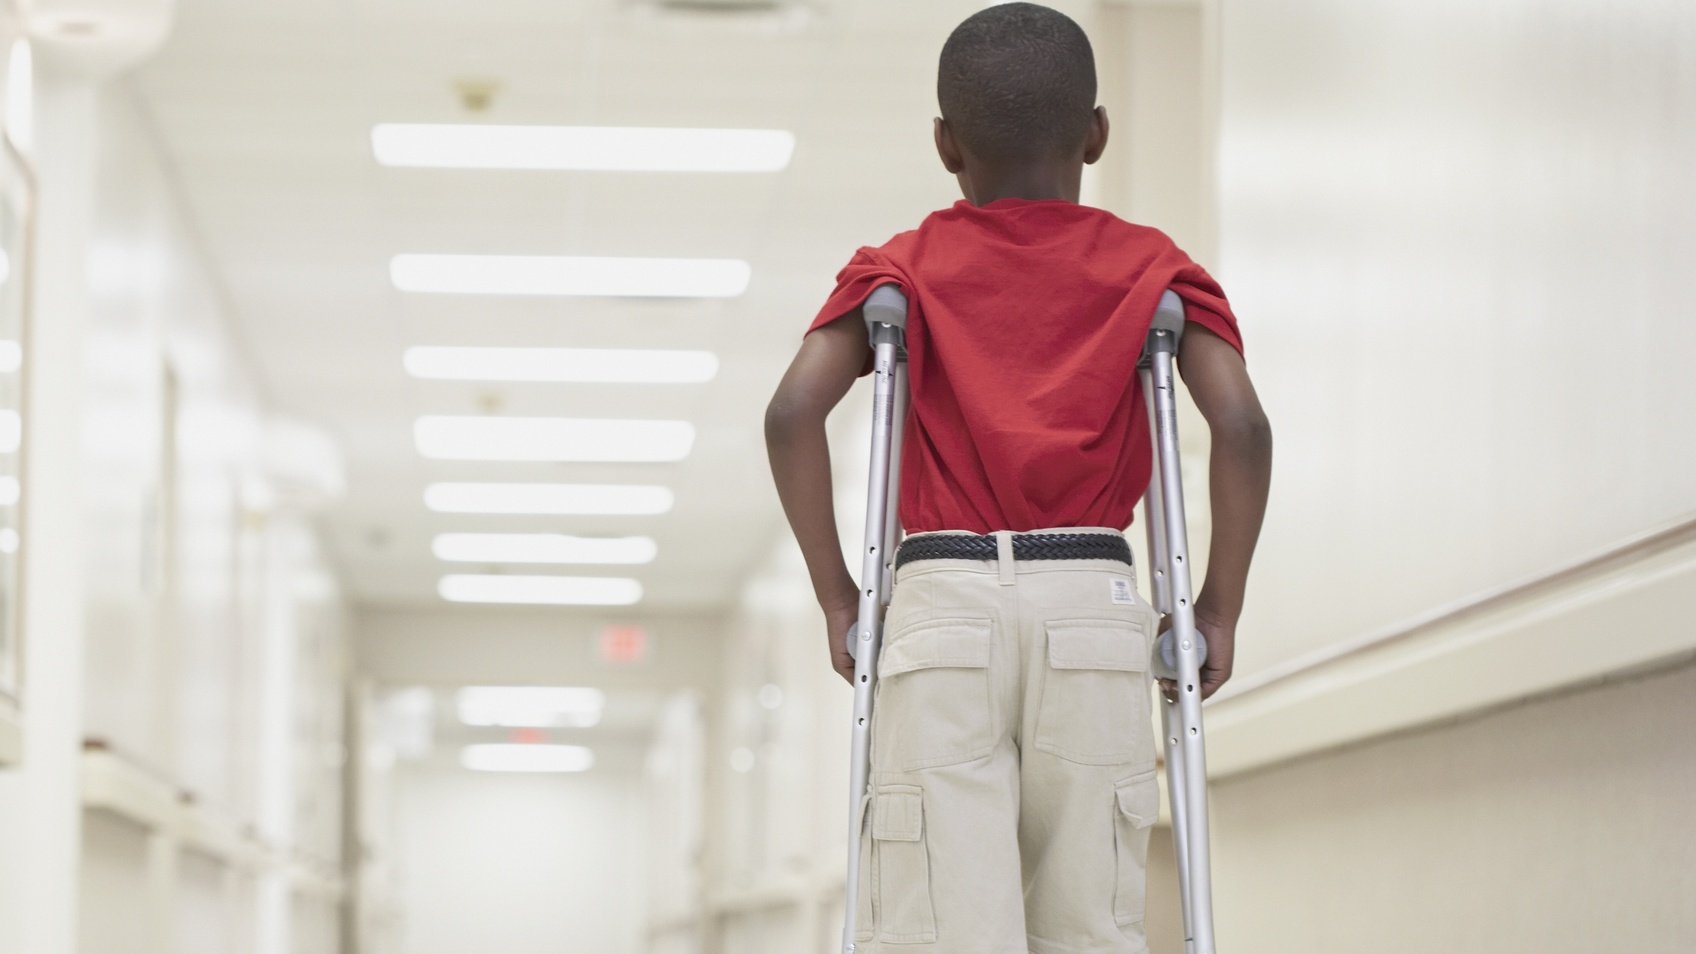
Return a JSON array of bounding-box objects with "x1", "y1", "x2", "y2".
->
[{"x1": 599, "y1": 624, "x2": 648, "y2": 665}]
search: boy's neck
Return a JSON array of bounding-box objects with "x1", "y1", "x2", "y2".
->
[{"x1": 958, "y1": 162, "x2": 1083, "y2": 206}]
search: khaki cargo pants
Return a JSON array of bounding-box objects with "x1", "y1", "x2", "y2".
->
[{"x1": 854, "y1": 529, "x2": 1162, "y2": 954}]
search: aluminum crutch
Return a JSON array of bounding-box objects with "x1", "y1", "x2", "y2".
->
[
  {"x1": 842, "y1": 284, "x2": 909, "y2": 954},
  {"x1": 1141, "y1": 289, "x2": 1218, "y2": 954}
]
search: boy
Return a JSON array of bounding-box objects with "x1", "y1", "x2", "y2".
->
[{"x1": 765, "y1": 5, "x2": 1271, "y2": 953}]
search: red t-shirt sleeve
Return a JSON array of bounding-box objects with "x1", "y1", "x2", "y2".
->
[
  {"x1": 806, "y1": 247, "x2": 914, "y2": 376},
  {"x1": 1166, "y1": 256, "x2": 1245, "y2": 357},
  {"x1": 807, "y1": 247, "x2": 912, "y2": 335}
]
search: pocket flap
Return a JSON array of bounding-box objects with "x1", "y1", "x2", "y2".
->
[
  {"x1": 872, "y1": 788, "x2": 924, "y2": 842},
  {"x1": 1047, "y1": 619, "x2": 1149, "y2": 671},
  {"x1": 878, "y1": 618, "x2": 992, "y2": 677},
  {"x1": 1115, "y1": 772, "x2": 1161, "y2": 829}
]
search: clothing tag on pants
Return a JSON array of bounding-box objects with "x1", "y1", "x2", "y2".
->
[{"x1": 1110, "y1": 578, "x2": 1137, "y2": 605}]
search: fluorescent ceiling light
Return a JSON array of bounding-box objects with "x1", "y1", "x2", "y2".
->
[
  {"x1": 0, "y1": 341, "x2": 21, "y2": 373},
  {"x1": 433, "y1": 533, "x2": 657, "y2": 565},
  {"x1": 404, "y1": 346, "x2": 718, "y2": 384},
  {"x1": 424, "y1": 482, "x2": 674, "y2": 516},
  {"x1": 461, "y1": 743, "x2": 595, "y2": 773},
  {"x1": 0, "y1": 410, "x2": 18, "y2": 453},
  {"x1": 372, "y1": 124, "x2": 795, "y2": 172},
  {"x1": 0, "y1": 476, "x2": 16, "y2": 505},
  {"x1": 438, "y1": 574, "x2": 643, "y2": 606},
  {"x1": 414, "y1": 416, "x2": 694, "y2": 462},
  {"x1": 390, "y1": 254, "x2": 750, "y2": 298},
  {"x1": 457, "y1": 687, "x2": 606, "y2": 728}
]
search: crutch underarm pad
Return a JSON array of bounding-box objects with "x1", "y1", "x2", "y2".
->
[
  {"x1": 863, "y1": 284, "x2": 909, "y2": 335},
  {"x1": 1141, "y1": 290, "x2": 1186, "y2": 361}
]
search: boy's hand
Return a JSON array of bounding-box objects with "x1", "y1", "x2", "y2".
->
[
  {"x1": 1157, "y1": 604, "x2": 1237, "y2": 701},
  {"x1": 825, "y1": 600, "x2": 860, "y2": 685}
]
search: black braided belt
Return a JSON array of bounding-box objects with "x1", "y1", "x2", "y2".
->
[{"x1": 894, "y1": 532, "x2": 1133, "y2": 570}]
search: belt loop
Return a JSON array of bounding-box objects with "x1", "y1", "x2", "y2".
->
[{"x1": 995, "y1": 531, "x2": 1016, "y2": 585}]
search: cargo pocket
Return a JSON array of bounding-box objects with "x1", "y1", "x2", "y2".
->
[
  {"x1": 854, "y1": 793, "x2": 874, "y2": 942},
  {"x1": 872, "y1": 785, "x2": 936, "y2": 944},
  {"x1": 1113, "y1": 769, "x2": 1160, "y2": 926},
  {"x1": 876, "y1": 617, "x2": 993, "y2": 771},
  {"x1": 1035, "y1": 617, "x2": 1153, "y2": 765}
]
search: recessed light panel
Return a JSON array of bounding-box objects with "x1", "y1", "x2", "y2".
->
[
  {"x1": 390, "y1": 254, "x2": 750, "y2": 298},
  {"x1": 423, "y1": 482, "x2": 674, "y2": 516},
  {"x1": 433, "y1": 533, "x2": 657, "y2": 565},
  {"x1": 438, "y1": 574, "x2": 643, "y2": 606},
  {"x1": 456, "y1": 686, "x2": 605, "y2": 728},
  {"x1": 371, "y1": 124, "x2": 795, "y2": 172},
  {"x1": 460, "y1": 743, "x2": 595, "y2": 773},
  {"x1": 413, "y1": 416, "x2": 695, "y2": 462},
  {"x1": 404, "y1": 347, "x2": 718, "y2": 384}
]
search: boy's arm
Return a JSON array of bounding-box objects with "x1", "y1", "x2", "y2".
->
[
  {"x1": 765, "y1": 311, "x2": 873, "y2": 684},
  {"x1": 1175, "y1": 323, "x2": 1273, "y2": 699}
]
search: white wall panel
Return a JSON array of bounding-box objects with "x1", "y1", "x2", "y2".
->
[{"x1": 1217, "y1": 0, "x2": 1696, "y2": 676}]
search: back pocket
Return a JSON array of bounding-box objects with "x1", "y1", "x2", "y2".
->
[
  {"x1": 1034, "y1": 617, "x2": 1152, "y2": 765},
  {"x1": 875, "y1": 617, "x2": 994, "y2": 771}
]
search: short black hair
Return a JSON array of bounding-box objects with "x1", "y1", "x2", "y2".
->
[{"x1": 937, "y1": 3, "x2": 1097, "y2": 163}]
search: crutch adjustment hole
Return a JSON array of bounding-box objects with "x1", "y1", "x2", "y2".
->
[
  {"x1": 1179, "y1": 598, "x2": 1188, "y2": 606},
  {"x1": 860, "y1": 675, "x2": 867, "y2": 683},
  {"x1": 1190, "y1": 727, "x2": 1198, "y2": 736},
  {"x1": 1187, "y1": 685, "x2": 1194, "y2": 693},
  {"x1": 1175, "y1": 555, "x2": 1183, "y2": 563},
  {"x1": 858, "y1": 718, "x2": 866, "y2": 726}
]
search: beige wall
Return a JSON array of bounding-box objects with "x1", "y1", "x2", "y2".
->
[
  {"x1": 1206, "y1": 661, "x2": 1696, "y2": 952},
  {"x1": 1215, "y1": 0, "x2": 1696, "y2": 675}
]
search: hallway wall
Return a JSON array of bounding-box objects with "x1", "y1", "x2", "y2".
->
[
  {"x1": 0, "y1": 69, "x2": 349, "y2": 954},
  {"x1": 1217, "y1": 0, "x2": 1696, "y2": 673},
  {"x1": 1210, "y1": 662, "x2": 1696, "y2": 951},
  {"x1": 1194, "y1": 0, "x2": 1696, "y2": 947}
]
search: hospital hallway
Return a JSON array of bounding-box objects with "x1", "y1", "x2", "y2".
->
[{"x1": 0, "y1": 0, "x2": 1692, "y2": 952}]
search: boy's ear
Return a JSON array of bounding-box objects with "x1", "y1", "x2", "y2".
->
[
  {"x1": 1082, "y1": 106, "x2": 1110, "y2": 165},
  {"x1": 933, "y1": 117, "x2": 966, "y2": 174}
]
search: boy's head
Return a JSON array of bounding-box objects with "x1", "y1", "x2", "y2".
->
[{"x1": 936, "y1": 3, "x2": 1101, "y2": 178}]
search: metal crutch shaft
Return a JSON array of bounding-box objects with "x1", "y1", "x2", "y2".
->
[
  {"x1": 1141, "y1": 290, "x2": 1218, "y2": 954},
  {"x1": 842, "y1": 284, "x2": 909, "y2": 954}
]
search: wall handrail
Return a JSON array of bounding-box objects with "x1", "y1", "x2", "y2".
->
[{"x1": 1213, "y1": 511, "x2": 1696, "y2": 705}]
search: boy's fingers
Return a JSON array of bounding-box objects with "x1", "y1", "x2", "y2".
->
[{"x1": 1199, "y1": 665, "x2": 1231, "y2": 699}]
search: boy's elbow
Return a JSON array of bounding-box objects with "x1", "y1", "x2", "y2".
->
[
  {"x1": 763, "y1": 394, "x2": 814, "y2": 449},
  {"x1": 1217, "y1": 407, "x2": 1273, "y2": 459}
]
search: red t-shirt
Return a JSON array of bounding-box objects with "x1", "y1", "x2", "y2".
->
[{"x1": 808, "y1": 198, "x2": 1242, "y2": 534}]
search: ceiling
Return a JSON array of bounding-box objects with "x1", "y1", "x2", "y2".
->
[{"x1": 130, "y1": 0, "x2": 1010, "y2": 611}]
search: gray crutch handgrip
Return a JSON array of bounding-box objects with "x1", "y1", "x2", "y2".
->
[{"x1": 1152, "y1": 628, "x2": 1208, "y2": 682}]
